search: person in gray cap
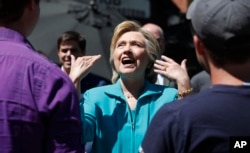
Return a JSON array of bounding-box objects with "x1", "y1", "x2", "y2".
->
[{"x1": 140, "y1": 0, "x2": 250, "y2": 152}]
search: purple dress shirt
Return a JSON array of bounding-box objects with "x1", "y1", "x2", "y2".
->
[{"x1": 0, "y1": 28, "x2": 83, "y2": 153}]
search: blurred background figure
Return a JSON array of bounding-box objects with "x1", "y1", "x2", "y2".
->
[
  {"x1": 57, "y1": 30, "x2": 110, "y2": 153},
  {"x1": 57, "y1": 31, "x2": 111, "y2": 94},
  {"x1": 191, "y1": 70, "x2": 211, "y2": 93}
]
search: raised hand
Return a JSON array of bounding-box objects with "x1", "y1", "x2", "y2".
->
[
  {"x1": 69, "y1": 54, "x2": 101, "y2": 82},
  {"x1": 154, "y1": 55, "x2": 192, "y2": 93}
]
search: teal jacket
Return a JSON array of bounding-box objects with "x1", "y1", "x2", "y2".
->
[{"x1": 80, "y1": 80, "x2": 178, "y2": 153}]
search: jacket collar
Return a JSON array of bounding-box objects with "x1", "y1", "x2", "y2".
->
[{"x1": 104, "y1": 79, "x2": 163, "y2": 99}]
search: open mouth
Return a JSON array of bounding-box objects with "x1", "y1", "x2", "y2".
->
[{"x1": 121, "y1": 57, "x2": 135, "y2": 65}]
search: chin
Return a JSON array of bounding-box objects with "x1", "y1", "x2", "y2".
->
[
  {"x1": 122, "y1": 69, "x2": 137, "y2": 75},
  {"x1": 64, "y1": 64, "x2": 71, "y2": 69}
]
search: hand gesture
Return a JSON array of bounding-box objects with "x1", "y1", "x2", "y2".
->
[
  {"x1": 69, "y1": 54, "x2": 101, "y2": 83},
  {"x1": 154, "y1": 55, "x2": 192, "y2": 92}
]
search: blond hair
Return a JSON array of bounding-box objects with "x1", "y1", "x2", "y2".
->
[{"x1": 109, "y1": 20, "x2": 161, "y2": 83}]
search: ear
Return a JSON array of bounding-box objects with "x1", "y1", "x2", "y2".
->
[
  {"x1": 193, "y1": 35, "x2": 206, "y2": 57},
  {"x1": 26, "y1": 0, "x2": 36, "y2": 11}
]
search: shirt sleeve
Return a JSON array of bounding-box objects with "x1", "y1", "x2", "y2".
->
[
  {"x1": 38, "y1": 66, "x2": 83, "y2": 153},
  {"x1": 79, "y1": 90, "x2": 97, "y2": 143}
]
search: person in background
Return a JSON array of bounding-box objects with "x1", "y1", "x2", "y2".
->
[
  {"x1": 80, "y1": 20, "x2": 178, "y2": 153},
  {"x1": 57, "y1": 30, "x2": 110, "y2": 153},
  {"x1": 0, "y1": 0, "x2": 83, "y2": 152},
  {"x1": 142, "y1": 23, "x2": 193, "y2": 96},
  {"x1": 140, "y1": 0, "x2": 250, "y2": 152},
  {"x1": 191, "y1": 70, "x2": 211, "y2": 93},
  {"x1": 57, "y1": 31, "x2": 111, "y2": 95}
]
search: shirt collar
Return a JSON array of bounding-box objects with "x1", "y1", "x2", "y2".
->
[
  {"x1": 0, "y1": 27, "x2": 36, "y2": 51},
  {"x1": 104, "y1": 79, "x2": 163, "y2": 99}
]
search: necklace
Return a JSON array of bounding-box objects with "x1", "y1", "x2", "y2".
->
[
  {"x1": 125, "y1": 94, "x2": 134, "y2": 99},
  {"x1": 125, "y1": 94, "x2": 137, "y2": 109}
]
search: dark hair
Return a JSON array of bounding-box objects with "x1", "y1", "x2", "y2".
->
[
  {"x1": 57, "y1": 31, "x2": 86, "y2": 53},
  {"x1": 0, "y1": 0, "x2": 39, "y2": 23}
]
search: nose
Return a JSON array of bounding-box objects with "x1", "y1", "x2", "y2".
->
[
  {"x1": 122, "y1": 44, "x2": 132, "y2": 54},
  {"x1": 65, "y1": 50, "x2": 71, "y2": 56}
]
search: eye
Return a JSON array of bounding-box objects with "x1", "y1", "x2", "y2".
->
[
  {"x1": 132, "y1": 41, "x2": 142, "y2": 47},
  {"x1": 61, "y1": 49, "x2": 68, "y2": 53},
  {"x1": 135, "y1": 43, "x2": 141, "y2": 47},
  {"x1": 70, "y1": 48, "x2": 78, "y2": 53},
  {"x1": 117, "y1": 42, "x2": 125, "y2": 48}
]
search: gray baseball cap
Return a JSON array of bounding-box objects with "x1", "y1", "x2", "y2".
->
[{"x1": 187, "y1": 0, "x2": 250, "y2": 52}]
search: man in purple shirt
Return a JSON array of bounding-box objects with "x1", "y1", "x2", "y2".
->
[{"x1": 0, "y1": 0, "x2": 83, "y2": 152}]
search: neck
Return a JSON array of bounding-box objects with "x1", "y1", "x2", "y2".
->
[
  {"x1": 210, "y1": 61, "x2": 250, "y2": 85},
  {"x1": 0, "y1": 20, "x2": 27, "y2": 37},
  {"x1": 61, "y1": 66, "x2": 70, "y2": 75},
  {"x1": 120, "y1": 77, "x2": 145, "y2": 99}
]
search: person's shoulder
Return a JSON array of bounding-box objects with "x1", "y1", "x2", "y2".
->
[
  {"x1": 191, "y1": 70, "x2": 211, "y2": 92},
  {"x1": 26, "y1": 52, "x2": 74, "y2": 85},
  {"x1": 32, "y1": 53, "x2": 65, "y2": 75},
  {"x1": 82, "y1": 84, "x2": 115, "y2": 102},
  {"x1": 191, "y1": 70, "x2": 210, "y2": 80},
  {"x1": 19, "y1": 48, "x2": 63, "y2": 75},
  {"x1": 161, "y1": 88, "x2": 215, "y2": 115},
  {"x1": 146, "y1": 82, "x2": 178, "y2": 102},
  {"x1": 85, "y1": 83, "x2": 114, "y2": 94}
]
